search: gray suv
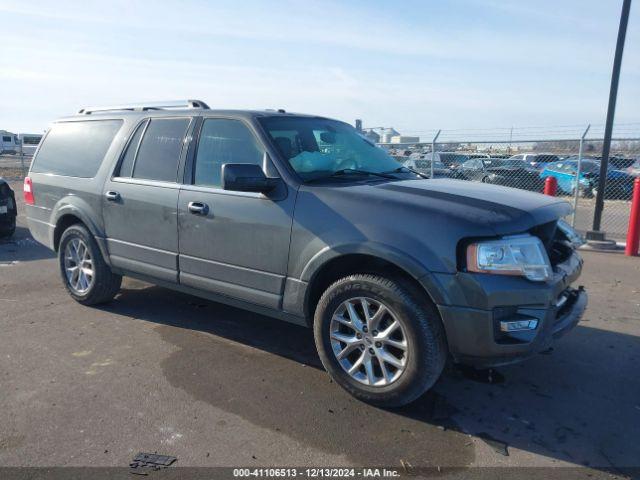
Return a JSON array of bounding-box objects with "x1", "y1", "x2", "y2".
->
[{"x1": 25, "y1": 100, "x2": 587, "y2": 407}]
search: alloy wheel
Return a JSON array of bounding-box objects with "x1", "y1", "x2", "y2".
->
[
  {"x1": 64, "y1": 238, "x2": 94, "y2": 294},
  {"x1": 329, "y1": 297, "x2": 408, "y2": 386}
]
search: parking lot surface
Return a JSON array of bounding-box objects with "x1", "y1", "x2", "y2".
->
[{"x1": 1, "y1": 180, "x2": 639, "y2": 477}]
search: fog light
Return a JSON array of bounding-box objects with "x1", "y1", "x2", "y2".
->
[{"x1": 500, "y1": 319, "x2": 538, "y2": 332}]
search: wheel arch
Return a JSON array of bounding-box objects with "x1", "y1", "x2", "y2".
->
[
  {"x1": 302, "y1": 248, "x2": 448, "y2": 323},
  {"x1": 51, "y1": 203, "x2": 111, "y2": 265}
]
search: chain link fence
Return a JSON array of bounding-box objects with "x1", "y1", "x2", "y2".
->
[
  {"x1": 382, "y1": 124, "x2": 640, "y2": 243},
  {"x1": 0, "y1": 152, "x2": 31, "y2": 181}
]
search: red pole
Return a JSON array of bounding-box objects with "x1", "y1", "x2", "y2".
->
[
  {"x1": 625, "y1": 178, "x2": 640, "y2": 256},
  {"x1": 543, "y1": 177, "x2": 557, "y2": 196}
]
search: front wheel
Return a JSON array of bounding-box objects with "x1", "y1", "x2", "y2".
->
[
  {"x1": 313, "y1": 274, "x2": 447, "y2": 408},
  {"x1": 58, "y1": 224, "x2": 122, "y2": 305}
]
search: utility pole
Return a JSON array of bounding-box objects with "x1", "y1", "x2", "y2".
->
[{"x1": 588, "y1": 0, "x2": 632, "y2": 241}]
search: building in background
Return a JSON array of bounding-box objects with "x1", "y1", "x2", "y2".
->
[
  {"x1": 379, "y1": 128, "x2": 400, "y2": 143},
  {"x1": 362, "y1": 128, "x2": 381, "y2": 143},
  {"x1": 390, "y1": 135, "x2": 420, "y2": 144}
]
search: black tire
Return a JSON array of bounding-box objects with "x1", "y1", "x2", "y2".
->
[
  {"x1": 313, "y1": 274, "x2": 447, "y2": 408},
  {"x1": 0, "y1": 218, "x2": 16, "y2": 239},
  {"x1": 58, "y1": 224, "x2": 122, "y2": 305}
]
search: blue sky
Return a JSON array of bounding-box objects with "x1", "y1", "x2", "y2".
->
[{"x1": 1, "y1": 0, "x2": 638, "y2": 139}]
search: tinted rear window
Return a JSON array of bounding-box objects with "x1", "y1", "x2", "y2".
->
[{"x1": 31, "y1": 120, "x2": 123, "y2": 177}]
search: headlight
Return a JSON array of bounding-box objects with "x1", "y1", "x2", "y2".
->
[{"x1": 466, "y1": 235, "x2": 552, "y2": 281}]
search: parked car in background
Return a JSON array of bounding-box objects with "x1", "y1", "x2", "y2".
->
[
  {"x1": 609, "y1": 156, "x2": 636, "y2": 170},
  {"x1": 455, "y1": 158, "x2": 544, "y2": 192},
  {"x1": 403, "y1": 157, "x2": 454, "y2": 178},
  {"x1": 390, "y1": 149, "x2": 413, "y2": 163},
  {"x1": 509, "y1": 153, "x2": 560, "y2": 170},
  {"x1": 432, "y1": 152, "x2": 470, "y2": 169},
  {"x1": 0, "y1": 178, "x2": 17, "y2": 238},
  {"x1": 627, "y1": 159, "x2": 640, "y2": 177},
  {"x1": 540, "y1": 159, "x2": 635, "y2": 199},
  {"x1": 465, "y1": 153, "x2": 490, "y2": 159}
]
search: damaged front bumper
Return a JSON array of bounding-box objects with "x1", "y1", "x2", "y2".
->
[{"x1": 436, "y1": 250, "x2": 588, "y2": 367}]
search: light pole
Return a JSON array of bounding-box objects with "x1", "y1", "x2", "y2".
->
[{"x1": 588, "y1": 0, "x2": 633, "y2": 241}]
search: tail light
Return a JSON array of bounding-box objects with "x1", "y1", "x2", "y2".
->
[{"x1": 23, "y1": 176, "x2": 35, "y2": 205}]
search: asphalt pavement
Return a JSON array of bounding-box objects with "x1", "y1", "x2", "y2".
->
[{"x1": 1, "y1": 180, "x2": 639, "y2": 479}]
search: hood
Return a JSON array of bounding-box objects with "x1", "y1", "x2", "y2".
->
[
  {"x1": 296, "y1": 178, "x2": 572, "y2": 274},
  {"x1": 334, "y1": 178, "x2": 571, "y2": 236}
]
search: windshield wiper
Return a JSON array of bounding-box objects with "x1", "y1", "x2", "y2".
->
[
  {"x1": 330, "y1": 168, "x2": 397, "y2": 179},
  {"x1": 305, "y1": 168, "x2": 398, "y2": 183},
  {"x1": 383, "y1": 166, "x2": 430, "y2": 179}
]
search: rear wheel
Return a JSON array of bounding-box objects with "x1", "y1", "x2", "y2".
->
[
  {"x1": 314, "y1": 274, "x2": 447, "y2": 407},
  {"x1": 58, "y1": 224, "x2": 121, "y2": 305}
]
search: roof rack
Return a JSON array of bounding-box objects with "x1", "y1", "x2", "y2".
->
[{"x1": 78, "y1": 99, "x2": 210, "y2": 115}]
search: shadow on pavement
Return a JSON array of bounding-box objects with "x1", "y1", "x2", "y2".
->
[
  {"x1": 0, "y1": 226, "x2": 54, "y2": 263},
  {"x1": 97, "y1": 281, "x2": 638, "y2": 472}
]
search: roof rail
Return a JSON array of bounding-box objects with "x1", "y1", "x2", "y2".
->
[{"x1": 78, "y1": 99, "x2": 210, "y2": 115}]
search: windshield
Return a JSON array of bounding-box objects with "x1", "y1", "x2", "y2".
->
[{"x1": 259, "y1": 116, "x2": 401, "y2": 180}]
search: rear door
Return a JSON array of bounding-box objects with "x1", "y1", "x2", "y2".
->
[
  {"x1": 102, "y1": 116, "x2": 192, "y2": 283},
  {"x1": 177, "y1": 117, "x2": 295, "y2": 310}
]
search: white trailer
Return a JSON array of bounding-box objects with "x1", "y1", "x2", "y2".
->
[
  {"x1": 0, "y1": 130, "x2": 19, "y2": 154},
  {"x1": 17, "y1": 133, "x2": 43, "y2": 156}
]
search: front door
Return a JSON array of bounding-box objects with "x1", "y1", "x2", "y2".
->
[
  {"x1": 177, "y1": 117, "x2": 295, "y2": 310},
  {"x1": 103, "y1": 117, "x2": 192, "y2": 283}
]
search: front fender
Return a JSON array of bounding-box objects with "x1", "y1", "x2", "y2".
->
[{"x1": 299, "y1": 241, "x2": 450, "y2": 306}]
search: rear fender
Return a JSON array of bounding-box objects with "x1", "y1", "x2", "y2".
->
[{"x1": 51, "y1": 198, "x2": 110, "y2": 265}]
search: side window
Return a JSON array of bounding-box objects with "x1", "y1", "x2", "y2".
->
[
  {"x1": 132, "y1": 118, "x2": 190, "y2": 182},
  {"x1": 117, "y1": 120, "x2": 147, "y2": 178},
  {"x1": 31, "y1": 120, "x2": 123, "y2": 178},
  {"x1": 194, "y1": 119, "x2": 264, "y2": 187}
]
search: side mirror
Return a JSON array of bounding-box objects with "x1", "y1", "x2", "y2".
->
[{"x1": 222, "y1": 163, "x2": 279, "y2": 193}]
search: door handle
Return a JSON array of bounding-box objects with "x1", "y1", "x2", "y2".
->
[
  {"x1": 188, "y1": 201, "x2": 209, "y2": 215},
  {"x1": 105, "y1": 191, "x2": 120, "y2": 202}
]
